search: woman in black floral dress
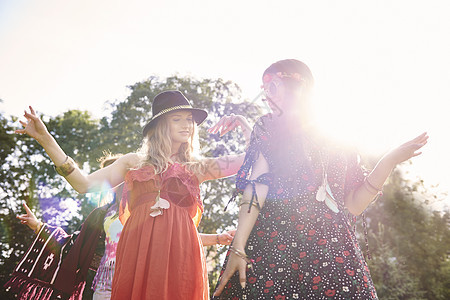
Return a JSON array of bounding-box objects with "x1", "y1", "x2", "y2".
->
[{"x1": 212, "y1": 59, "x2": 428, "y2": 299}]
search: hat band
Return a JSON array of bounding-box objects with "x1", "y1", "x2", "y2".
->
[{"x1": 151, "y1": 105, "x2": 193, "y2": 121}]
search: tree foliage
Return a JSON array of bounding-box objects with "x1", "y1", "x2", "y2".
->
[
  {"x1": 0, "y1": 75, "x2": 262, "y2": 298},
  {"x1": 363, "y1": 168, "x2": 450, "y2": 299},
  {"x1": 1, "y1": 76, "x2": 449, "y2": 299}
]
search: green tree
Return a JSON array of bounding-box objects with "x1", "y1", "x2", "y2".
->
[
  {"x1": 363, "y1": 168, "x2": 450, "y2": 299},
  {"x1": 0, "y1": 110, "x2": 33, "y2": 296},
  {"x1": 0, "y1": 75, "x2": 262, "y2": 298},
  {"x1": 369, "y1": 225, "x2": 425, "y2": 300},
  {"x1": 0, "y1": 109, "x2": 100, "y2": 299},
  {"x1": 2, "y1": 79, "x2": 450, "y2": 299}
]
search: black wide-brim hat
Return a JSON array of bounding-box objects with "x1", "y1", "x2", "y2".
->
[{"x1": 142, "y1": 90, "x2": 208, "y2": 136}]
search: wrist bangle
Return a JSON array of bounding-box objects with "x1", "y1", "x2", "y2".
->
[
  {"x1": 54, "y1": 156, "x2": 77, "y2": 177},
  {"x1": 216, "y1": 234, "x2": 221, "y2": 245},
  {"x1": 229, "y1": 245, "x2": 254, "y2": 271},
  {"x1": 364, "y1": 177, "x2": 383, "y2": 196}
]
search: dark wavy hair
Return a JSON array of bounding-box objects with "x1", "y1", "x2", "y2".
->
[
  {"x1": 262, "y1": 59, "x2": 316, "y2": 179},
  {"x1": 263, "y1": 59, "x2": 314, "y2": 89}
]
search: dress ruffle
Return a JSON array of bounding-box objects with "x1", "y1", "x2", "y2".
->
[{"x1": 119, "y1": 163, "x2": 202, "y2": 226}]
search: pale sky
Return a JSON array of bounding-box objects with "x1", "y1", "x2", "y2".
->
[{"x1": 1, "y1": 0, "x2": 449, "y2": 209}]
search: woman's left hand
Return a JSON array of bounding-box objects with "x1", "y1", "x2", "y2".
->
[
  {"x1": 213, "y1": 246, "x2": 249, "y2": 295},
  {"x1": 382, "y1": 132, "x2": 429, "y2": 167},
  {"x1": 17, "y1": 201, "x2": 41, "y2": 232},
  {"x1": 208, "y1": 114, "x2": 251, "y2": 138},
  {"x1": 217, "y1": 230, "x2": 236, "y2": 245},
  {"x1": 15, "y1": 106, "x2": 50, "y2": 143}
]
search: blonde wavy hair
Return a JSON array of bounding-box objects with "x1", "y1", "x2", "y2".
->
[{"x1": 137, "y1": 114, "x2": 207, "y2": 175}]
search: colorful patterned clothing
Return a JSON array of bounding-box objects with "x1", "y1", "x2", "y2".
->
[
  {"x1": 215, "y1": 114, "x2": 378, "y2": 300},
  {"x1": 4, "y1": 204, "x2": 110, "y2": 300},
  {"x1": 91, "y1": 202, "x2": 123, "y2": 297}
]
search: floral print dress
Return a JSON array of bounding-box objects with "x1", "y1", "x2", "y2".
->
[{"x1": 215, "y1": 115, "x2": 378, "y2": 300}]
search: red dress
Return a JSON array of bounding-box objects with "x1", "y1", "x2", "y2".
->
[{"x1": 111, "y1": 163, "x2": 208, "y2": 300}]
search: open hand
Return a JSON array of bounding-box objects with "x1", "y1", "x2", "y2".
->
[
  {"x1": 16, "y1": 201, "x2": 40, "y2": 232},
  {"x1": 383, "y1": 132, "x2": 429, "y2": 166},
  {"x1": 15, "y1": 106, "x2": 49, "y2": 141},
  {"x1": 208, "y1": 114, "x2": 251, "y2": 137}
]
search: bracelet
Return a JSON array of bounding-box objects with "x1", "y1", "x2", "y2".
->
[
  {"x1": 216, "y1": 234, "x2": 221, "y2": 245},
  {"x1": 238, "y1": 201, "x2": 260, "y2": 210},
  {"x1": 364, "y1": 177, "x2": 383, "y2": 195},
  {"x1": 230, "y1": 246, "x2": 247, "y2": 259},
  {"x1": 229, "y1": 246, "x2": 254, "y2": 271},
  {"x1": 54, "y1": 156, "x2": 77, "y2": 177},
  {"x1": 34, "y1": 221, "x2": 43, "y2": 234}
]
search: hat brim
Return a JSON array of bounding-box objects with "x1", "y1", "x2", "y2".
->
[{"x1": 142, "y1": 108, "x2": 208, "y2": 136}]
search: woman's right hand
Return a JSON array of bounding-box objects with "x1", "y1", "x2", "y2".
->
[
  {"x1": 217, "y1": 229, "x2": 236, "y2": 246},
  {"x1": 17, "y1": 201, "x2": 41, "y2": 232},
  {"x1": 15, "y1": 106, "x2": 49, "y2": 142}
]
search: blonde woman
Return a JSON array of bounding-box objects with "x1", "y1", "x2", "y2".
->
[
  {"x1": 16, "y1": 90, "x2": 251, "y2": 300},
  {"x1": 13, "y1": 153, "x2": 235, "y2": 300}
]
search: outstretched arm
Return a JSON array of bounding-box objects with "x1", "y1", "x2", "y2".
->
[
  {"x1": 199, "y1": 114, "x2": 252, "y2": 182},
  {"x1": 345, "y1": 132, "x2": 429, "y2": 215},
  {"x1": 15, "y1": 106, "x2": 136, "y2": 193}
]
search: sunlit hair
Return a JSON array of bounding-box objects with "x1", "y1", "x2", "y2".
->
[
  {"x1": 98, "y1": 150, "x2": 123, "y2": 168},
  {"x1": 137, "y1": 113, "x2": 206, "y2": 175}
]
